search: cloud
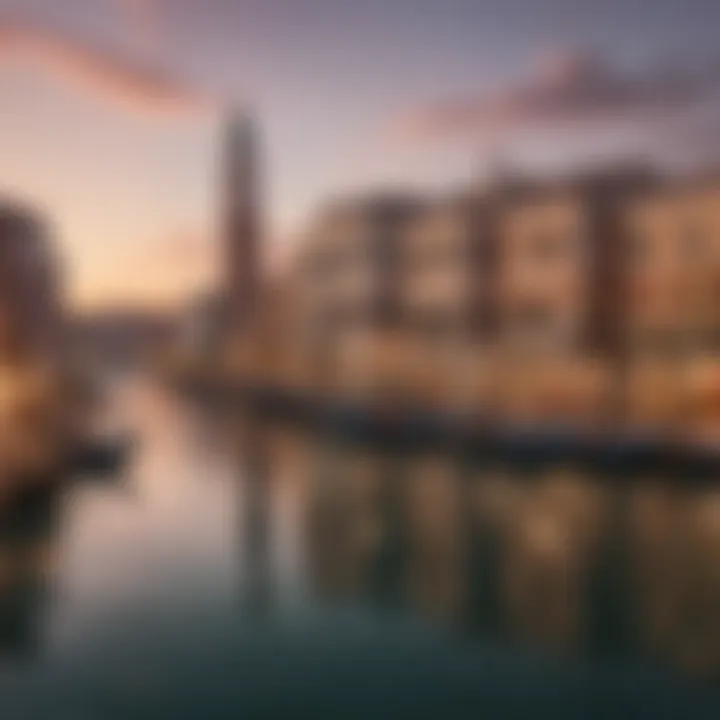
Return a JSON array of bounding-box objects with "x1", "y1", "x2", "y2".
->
[
  {"x1": 388, "y1": 50, "x2": 720, "y2": 145},
  {"x1": 0, "y1": 20, "x2": 212, "y2": 117}
]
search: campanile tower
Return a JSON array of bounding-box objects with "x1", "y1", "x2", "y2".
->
[{"x1": 222, "y1": 110, "x2": 262, "y2": 333}]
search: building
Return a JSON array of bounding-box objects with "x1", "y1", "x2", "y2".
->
[
  {"x1": 291, "y1": 166, "x2": 656, "y2": 350},
  {"x1": 0, "y1": 201, "x2": 63, "y2": 362},
  {"x1": 293, "y1": 194, "x2": 420, "y2": 336},
  {"x1": 622, "y1": 177, "x2": 720, "y2": 355},
  {"x1": 0, "y1": 201, "x2": 75, "y2": 481},
  {"x1": 401, "y1": 194, "x2": 490, "y2": 342},
  {"x1": 222, "y1": 111, "x2": 262, "y2": 335},
  {"x1": 290, "y1": 194, "x2": 420, "y2": 395},
  {"x1": 283, "y1": 165, "x2": 720, "y2": 427}
]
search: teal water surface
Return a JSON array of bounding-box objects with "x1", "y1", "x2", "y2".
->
[{"x1": 0, "y1": 377, "x2": 718, "y2": 719}]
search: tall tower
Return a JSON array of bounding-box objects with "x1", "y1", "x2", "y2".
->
[{"x1": 222, "y1": 110, "x2": 262, "y2": 334}]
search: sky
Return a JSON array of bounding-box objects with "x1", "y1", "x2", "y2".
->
[{"x1": 2, "y1": 0, "x2": 720, "y2": 311}]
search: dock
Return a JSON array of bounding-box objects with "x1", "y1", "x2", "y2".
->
[{"x1": 177, "y1": 373, "x2": 720, "y2": 481}]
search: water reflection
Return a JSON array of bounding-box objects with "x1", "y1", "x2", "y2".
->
[
  {"x1": 304, "y1": 444, "x2": 720, "y2": 680},
  {"x1": 236, "y1": 421, "x2": 275, "y2": 616},
  {"x1": 0, "y1": 381, "x2": 718, "y2": 717},
  {"x1": 0, "y1": 490, "x2": 59, "y2": 659}
]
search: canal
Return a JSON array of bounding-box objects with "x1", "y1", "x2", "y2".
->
[{"x1": 0, "y1": 376, "x2": 719, "y2": 718}]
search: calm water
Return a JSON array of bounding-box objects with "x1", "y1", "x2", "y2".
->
[{"x1": 0, "y1": 376, "x2": 719, "y2": 719}]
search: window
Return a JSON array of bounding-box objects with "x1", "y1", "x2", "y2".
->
[{"x1": 507, "y1": 301, "x2": 560, "y2": 344}]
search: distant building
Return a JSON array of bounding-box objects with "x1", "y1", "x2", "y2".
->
[
  {"x1": 71, "y1": 311, "x2": 179, "y2": 368},
  {"x1": 0, "y1": 201, "x2": 63, "y2": 362}
]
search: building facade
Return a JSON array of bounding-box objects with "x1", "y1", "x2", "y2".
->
[
  {"x1": 290, "y1": 194, "x2": 420, "y2": 395},
  {"x1": 623, "y1": 179, "x2": 720, "y2": 355},
  {"x1": 0, "y1": 202, "x2": 63, "y2": 362},
  {"x1": 282, "y1": 167, "x2": 720, "y2": 431}
]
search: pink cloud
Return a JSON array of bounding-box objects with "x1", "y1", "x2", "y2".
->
[
  {"x1": 0, "y1": 20, "x2": 213, "y2": 117},
  {"x1": 388, "y1": 49, "x2": 720, "y2": 144}
]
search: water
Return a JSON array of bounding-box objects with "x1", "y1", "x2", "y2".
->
[{"x1": 0, "y1": 376, "x2": 718, "y2": 718}]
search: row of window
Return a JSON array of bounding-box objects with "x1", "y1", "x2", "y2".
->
[
  {"x1": 629, "y1": 226, "x2": 716, "y2": 264},
  {"x1": 302, "y1": 222, "x2": 720, "y2": 279}
]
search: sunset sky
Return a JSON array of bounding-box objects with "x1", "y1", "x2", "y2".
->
[{"x1": 2, "y1": 0, "x2": 720, "y2": 311}]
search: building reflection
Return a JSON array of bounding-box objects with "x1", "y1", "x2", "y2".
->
[
  {"x1": 0, "y1": 489, "x2": 60, "y2": 659},
  {"x1": 631, "y1": 484, "x2": 720, "y2": 677},
  {"x1": 402, "y1": 456, "x2": 467, "y2": 624},
  {"x1": 306, "y1": 445, "x2": 391, "y2": 602},
  {"x1": 301, "y1": 438, "x2": 720, "y2": 679},
  {"x1": 234, "y1": 419, "x2": 275, "y2": 616}
]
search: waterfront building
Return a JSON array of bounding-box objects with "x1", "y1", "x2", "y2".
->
[
  {"x1": 400, "y1": 196, "x2": 485, "y2": 342},
  {"x1": 622, "y1": 177, "x2": 720, "y2": 355},
  {"x1": 0, "y1": 202, "x2": 63, "y2": 362},
  {"x1": 294, "y1": 194, "x2": 420, "y2": 335},
  {"x1": 0, "y1": 201, "x2": 72, "y2": 482},
  {"x1": 620, "y1": 177, "x2": 720, "y2": 435},
  {"x1": 290, "y1": 194, "x2": 420, "y2": 396},
  {"x1": 487, "y1": 172, "x2": 648, "y2": 425},
  {"x1": 211, "y1": 152, "x2": 720, "y2": 435}
]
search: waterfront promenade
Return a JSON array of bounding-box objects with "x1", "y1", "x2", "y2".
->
[{"x1": 171, "y1": 353, "x2": 720, "y2": 478}]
